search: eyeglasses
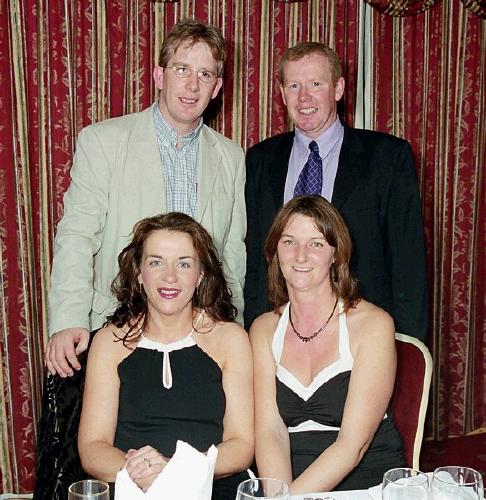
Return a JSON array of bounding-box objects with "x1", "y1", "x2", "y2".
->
[{"x1": 165, "y1": 65, "x2": 218, "y2": 84}]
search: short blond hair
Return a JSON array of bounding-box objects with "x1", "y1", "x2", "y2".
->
[{"x1": 279, "y1": 42, "x2": 342, "y2": 85}]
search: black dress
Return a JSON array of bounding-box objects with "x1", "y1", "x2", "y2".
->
[
  {"x1": 274, "y1": 302, "x2": 405, "y2": 491},
  {"x1": 114, "y1": 332, "x2": 248, "y2": 499}
]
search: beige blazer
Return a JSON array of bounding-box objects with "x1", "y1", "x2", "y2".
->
[{"x1": 49, "y1": 106, "x2": 246, "y2": 333}]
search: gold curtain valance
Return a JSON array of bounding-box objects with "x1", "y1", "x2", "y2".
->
[{"x1": 365, "y1": 0, "x2": 485, "y2": 18}]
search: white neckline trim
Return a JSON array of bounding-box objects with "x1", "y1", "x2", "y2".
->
[
  {"x1": 138, "y1": 332, "x2": 196, "y2": 352},
  {"x1": 273, "y1": 301, "x2": 354, "y2": 401},
  {"x1": 137, "y1": 311, "x2": 204, "y2": 388}
]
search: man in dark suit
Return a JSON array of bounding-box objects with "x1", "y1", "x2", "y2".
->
[{"x1": 244, "y1": 42, "x2": 428, "y2": 341}]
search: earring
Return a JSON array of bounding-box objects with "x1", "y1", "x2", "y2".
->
[
  {"x1": 330, "y1": 263, "x2": 337, "y2": 282},
  {"x1": 195, "y1": 278, "x2": 202, "y2": 300},
  {"x1": 139, "y1": 282, "x2": 143, "y2": 293}
]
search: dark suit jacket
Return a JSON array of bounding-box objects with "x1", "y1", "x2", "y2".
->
[{"x1": 244, "y1": 125, "x2": 429, "y2": 341}]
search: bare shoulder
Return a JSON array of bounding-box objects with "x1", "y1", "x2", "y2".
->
[
  {"x1": 90, "y1": 324, "x2": 133, "y2": 362},
  {"x1": 194, "y1": 319, "x2": 251, "y2": 368},
  {"x1": 346, "y1": 300, "x2": 395, "y2": 344},
  {"x1": 92, "y1": 324, "x2": 123, "y2": 346},
  {"x1": 210, "y1": 320, "x2": 250, "y2": 346},
  {"x1": 249, "y1": 310, "x2": 281, "y2": 344}
]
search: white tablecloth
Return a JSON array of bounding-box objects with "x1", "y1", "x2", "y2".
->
[{"x1": 292, "y1": 488, "x2": 372, "y2": 499}]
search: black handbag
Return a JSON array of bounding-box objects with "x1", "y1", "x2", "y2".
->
[{"x1": 33, "y1": 332, "x2": 98, "y2": 500}]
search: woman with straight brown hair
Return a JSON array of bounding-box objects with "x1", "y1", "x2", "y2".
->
[{"x1": 250, "y1": 195, "x2": 404, "y2": 494}]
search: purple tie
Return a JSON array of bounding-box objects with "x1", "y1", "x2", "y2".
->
[{"x1": 293, "y1": 140, "x2": 323, "y2": 197}]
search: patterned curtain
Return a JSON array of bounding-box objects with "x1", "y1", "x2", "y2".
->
[
  {"x1": 368, "y1": 0, "x2": 486, "y2": 439},
  {"x1": 0, "y1": 0, "x2": 484, "y2": 494}
]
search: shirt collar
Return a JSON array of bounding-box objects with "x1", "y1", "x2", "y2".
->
[
  {"x1": 295, "y1": 118, "x2": 343, "y2": 156},
  {"x1": 153, "y1": 101, "x2": 203, "y2": 149}
]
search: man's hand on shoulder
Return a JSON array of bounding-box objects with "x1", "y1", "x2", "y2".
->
[{"x1": 45, "y1": 327, "x2": 90, "y2": 377}]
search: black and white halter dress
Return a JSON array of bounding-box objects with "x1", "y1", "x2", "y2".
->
[
  {"x1": 113, "y1": 325, "x2": 248, "y2": 499},
  {"x1": 273, "y1": 301, "x2": 405, "y2": 490}
]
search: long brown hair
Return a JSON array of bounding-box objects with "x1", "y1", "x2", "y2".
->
[
  {"x1": 107, "y1": 212, "x2": 236, "y2": 344},
  {"x1": 265, "y1": 195, "x2": 360, "y2": 312}
]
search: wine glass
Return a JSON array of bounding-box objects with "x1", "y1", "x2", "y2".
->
[
  {"x1": 68, "y1": 479, "x2": 110, "y2": 500},
  {"x1": 382, "y1": 467, "x2": 429, "y2": 499},
  {"x1": 236, "y1": 477, "x2": 290, "y2": 499},
  {"x1": 430, "y1": 466, "x2": 484, "y2": 499}
]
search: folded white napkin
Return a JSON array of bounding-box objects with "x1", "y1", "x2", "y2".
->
[{"x1": 115, "y1": 440, "x2": 218, "y2": 500}]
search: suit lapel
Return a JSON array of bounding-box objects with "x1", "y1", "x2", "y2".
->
[
  {"x1": 270, "y1": 133, "x2": 294, "y2": 207},
  {"x1": 332, "y1": 126, "x2": 364, "y2": 210},
  {"x1": 130, "y1": 107, "x2": 167, "y2": 210},
  {"x1": 197, "y1": 126, "x2": 220, "y2": 221}
]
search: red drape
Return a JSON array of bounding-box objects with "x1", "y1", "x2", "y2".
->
[
  {"x1": 370, "y1": 0, "x2": 485, "y2": 438},
  {"x1": 0, "y1": 0, "x2": 484, "y2": 493}
]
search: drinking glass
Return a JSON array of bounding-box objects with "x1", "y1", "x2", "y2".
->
[
  {"x1": 430, "y1": 466, "x2": 484, "y2": 499},
  {"x1": 236, "y1": 477, "x2": 290, "y2": 499},
  {"x1": 68, "y1": 479, "x2": 110, "y2": 500},
  {"x1": 382, "y1": 467, "x2": 429, "y2": 499}
]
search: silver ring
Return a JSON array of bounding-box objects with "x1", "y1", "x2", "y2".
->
[{"x1": 143, "y1": 457, "x2": 153, "y2": 467}]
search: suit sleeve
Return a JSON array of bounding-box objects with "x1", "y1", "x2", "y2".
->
[
  {"x1": 243, "y1": 146, "x2": 262, "y2": 330},
  {"x1": 387, "y1": 141, "x2": 429, "y2": 341},
  {"x1": 48, "y1": 126, "x2": 111, "y2": 335},
  {"x1": 221, "y1": 147, "x2": 246, "y2": 325}
]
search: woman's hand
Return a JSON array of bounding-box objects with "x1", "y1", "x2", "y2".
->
[{"x1": 125, "y1": 445, "x2": 168, "y2": 492}]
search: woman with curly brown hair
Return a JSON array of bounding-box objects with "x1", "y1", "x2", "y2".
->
[{"x1": 78, "y1": 212, "x2": 253, "y2": 499}]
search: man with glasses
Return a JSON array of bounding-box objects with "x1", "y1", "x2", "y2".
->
[{"x1": 46, "y1": 19, "x2": 246, "y2": 376}]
